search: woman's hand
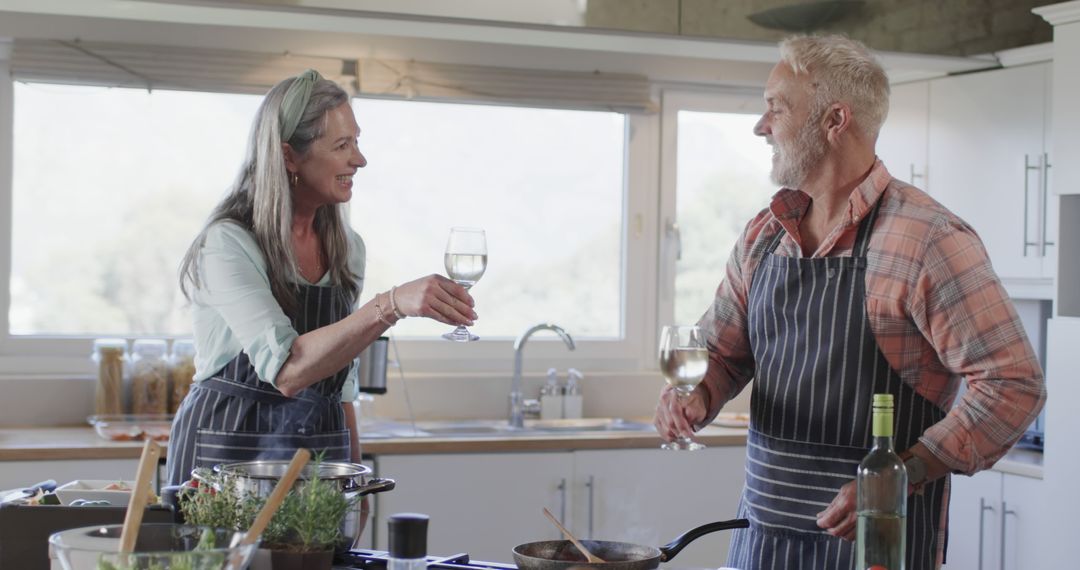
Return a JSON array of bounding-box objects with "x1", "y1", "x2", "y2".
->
[
  {"x1": 817, "y1": 480, "x2": 857, "y2": 541},
  {"x1": 654, "y1": 384, "x2": 707, "y2": 442},
  {"x1": 394, "y1": 274, "x2": 477, "y2": 326}
]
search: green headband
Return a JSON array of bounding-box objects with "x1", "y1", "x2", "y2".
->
[{"x1": 279, "y1": 69, "x2": 322, "y2": 142}]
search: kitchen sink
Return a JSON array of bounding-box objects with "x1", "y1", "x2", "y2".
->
[{"x1": 407, "y1": 418, "x2": 655, "y2": 437}]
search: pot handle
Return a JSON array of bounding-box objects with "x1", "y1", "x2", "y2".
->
[
  {"x1": 348, "y1": 477, "x2": 396, "y2": 497},
  {"x1": 658, "y1": 519, "x2": 749, "y2": 562}
]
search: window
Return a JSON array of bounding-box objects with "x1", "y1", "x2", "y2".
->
[
  {"x1": 9, "y1": 83, "x2": 262, "y2": 336},
  {"x1": 659, "y1": 92, "x2": 774, "y2": 327},
  {"x1": 348, "y1": 98, "x2": 627, "y2": 340},
  {"x1": 3, "y1": 80, "x2": 646, "y2": 373}
]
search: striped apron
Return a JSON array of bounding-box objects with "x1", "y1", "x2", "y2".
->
[
  {"x1": 726, "y1": 202, "x2": 947, "y2": 570},
  {"x1": 166, "y1": 283, "x2": 355, "y2": 486}
]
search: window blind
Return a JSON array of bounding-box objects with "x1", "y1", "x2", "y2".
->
[{"x1": 10, "y1": 39, "x2": 656, "y2": 113}]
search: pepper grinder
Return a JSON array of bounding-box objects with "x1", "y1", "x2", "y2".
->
[{"x1": 388, "y1": 513, "x2": 429, "y2": 570}]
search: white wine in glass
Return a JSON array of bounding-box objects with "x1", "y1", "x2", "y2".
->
[
  {"x1": 442, "y1": 227, "x2": 487, "y2": 342},
  {"x1": 659, "y1": 325, "x2": 708, "y2": 451}
]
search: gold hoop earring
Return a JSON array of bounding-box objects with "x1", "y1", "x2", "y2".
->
[{"x1": 289, "y1": 172, "x2": 299, "y2": 187}]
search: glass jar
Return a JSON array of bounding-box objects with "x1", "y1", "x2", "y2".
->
[
  {"x1": 169, "y1": 339, "x2": 197, "y2": 413},
  {"x1": 91, "y1": 339, "x2": 128, "y2": 416},
  {"x1": 131, "y1": 339, "x2": 169, "y2": 415}
]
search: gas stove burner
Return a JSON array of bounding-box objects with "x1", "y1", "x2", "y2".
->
[{"x1": 337, "y1": 549, "x2": 517, "y2": 570}]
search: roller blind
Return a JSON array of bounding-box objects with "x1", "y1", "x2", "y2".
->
[{"x1": 10, "y1": 39, "x2": 656, "y2": 113}]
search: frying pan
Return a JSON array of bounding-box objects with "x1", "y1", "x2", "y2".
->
[{"x1": 512, "y1": 518, "x2": 749, "y2": 570}]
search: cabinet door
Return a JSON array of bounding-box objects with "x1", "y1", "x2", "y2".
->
[
  {"x1": 944, "y1": 471, "x2": 1002, "y2": 570},
  {"x1": 928, "y1": 64, "x2": 1048, "y2": 281},
  {"x1": 572, "y1": 446, "x2": 746, "y2": 568},
  {"x1": 375, "y1": 452, "x2": 574, "y2": 563},
  {"x1": 1001, "y1": 473, "x2": 1042, "y2": 570},
  {"x1": 877, "y1": 81, "x2": 929, "y2": 187}
]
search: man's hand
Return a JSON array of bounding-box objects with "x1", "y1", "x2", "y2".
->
[
  {"x1": 653, "y1": 385, "x2": 707, "y2": 442},
  {"x1": 817, "y1": 480, "x2": 857, "y2": 541}
]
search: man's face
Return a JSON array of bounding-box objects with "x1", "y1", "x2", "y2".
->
[{"x1": 754, "y1": 62, "x2": 828, "y2": 188}]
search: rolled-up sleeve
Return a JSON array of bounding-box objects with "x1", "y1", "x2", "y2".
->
[
  {"x1": 196, "y1": 223, "x2": 298, "y2": 386},
  {"x1": 910, "y1": 219, "x2": 1047, "y2": 474}
]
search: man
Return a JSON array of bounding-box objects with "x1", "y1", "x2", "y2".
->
[{"x1": 654, "y1": 35, "x2": 1046, "y2": 570}]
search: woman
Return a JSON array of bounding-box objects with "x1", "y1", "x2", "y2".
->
[{"x1": 166, "y1": 69, "x2": 476, "y2": 486}]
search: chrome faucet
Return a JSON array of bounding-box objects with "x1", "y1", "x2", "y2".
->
[{"x1": 511, "y1": 323, "x2": 576, "y2": 428}]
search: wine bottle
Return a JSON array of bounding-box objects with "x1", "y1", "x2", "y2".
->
[{"x1": 856, "y1": 394, "x2": 908, "y2": 570}]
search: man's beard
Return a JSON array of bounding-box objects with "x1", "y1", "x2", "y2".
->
[{"x1": 770, "y1": 113, "x2": 827, "y2": 188}]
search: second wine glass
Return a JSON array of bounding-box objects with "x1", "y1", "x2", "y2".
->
[
  {"x1": 442, "y1": 227, "x2": 487, "y2": 342},
  {"x1": 659, "y1": 325, "x2": 708, "y2": 451}
]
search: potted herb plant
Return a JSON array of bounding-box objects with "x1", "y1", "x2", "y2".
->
[{"x1": 180, "y1": 460, "x2": 356, "y2": 570}]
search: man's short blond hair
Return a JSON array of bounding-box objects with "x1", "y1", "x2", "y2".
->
[{"x1": 779, "y1": 35, "x2": 890, "y2": 140}]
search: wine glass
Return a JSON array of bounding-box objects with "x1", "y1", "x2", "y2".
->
[
  {"x1": 442, "y1": 227, "x2": 487, "y2": 342},
  {"x1": 659, "y1": 325, "x2": 708, "y2": 451}
]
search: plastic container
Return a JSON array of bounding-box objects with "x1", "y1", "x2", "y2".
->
[
  {"x1": 540, "y1": 368, "x2": 563, "y2": 420},
  {"x1": 563, "y1": 368, "x2": 584, "y2": 420},
  {"x1": 131, "y1": 339, "x2": 169, "y2": 415},
  {"x1": 87, "y1": 414, "x2": 173, "y2": 442},
  {"x1": 169, "y1": 338, "x2": 197, "y2": 413},
  {"x1": 49, "y1": 523, "x2": 256, "y2": 570},
  {"x1": 91, "y1": 339, "x2": 128, "y2": 416}
]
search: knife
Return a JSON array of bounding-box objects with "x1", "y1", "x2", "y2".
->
[{"x1": 0, "y1": 480, "x2": 57, "y2": 504}]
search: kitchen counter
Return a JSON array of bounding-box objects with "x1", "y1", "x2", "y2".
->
[
  {"x1": 0, "y1": 425, "x2": 1045, "y2": 479},
  {"x1": 0, "y1": 424, "x2": 749, "y2": 461}
]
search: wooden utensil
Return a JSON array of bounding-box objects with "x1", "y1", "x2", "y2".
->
[
  {"x1": 543, "y1": 507, "x2": 605, "y2": 564},
  {"x1": 119, "y1": 439, "x2": 162, "y2": 553},
  {"x1": 240, "y1": 448, "x2": 312, "y2": 547}
]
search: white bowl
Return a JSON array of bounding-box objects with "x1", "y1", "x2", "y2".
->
[{"x1": 54, "y1": 479, "x2": 137, "y2": 507}]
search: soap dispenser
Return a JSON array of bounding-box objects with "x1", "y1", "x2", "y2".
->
[
  {"x1": 540, "y1": 367, "x2": 563, "y2": 420},
  {"x1": 563, "y1": 368, "x2": 584, "y2": 420}
]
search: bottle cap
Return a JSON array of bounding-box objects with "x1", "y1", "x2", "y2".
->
[
  {"x1": 389, "y1": 513, "x2": 429, "y2": 559},
  {"x1": 871, "y1": 393, "x2": 895, "y2": 437}
]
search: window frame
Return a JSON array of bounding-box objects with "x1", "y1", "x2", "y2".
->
[
  {"x1": 656, "y1": 88, "x2": 768, "y2": 336},
  {"x1": 0, "y1": 76, "x2": 665, "y2": 377}
]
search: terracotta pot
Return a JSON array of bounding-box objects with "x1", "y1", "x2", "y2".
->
[{"x1": 249, "y1": 547, "x2": 334, "y2": 570}]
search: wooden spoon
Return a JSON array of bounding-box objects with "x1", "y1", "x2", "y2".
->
[
  {"x1": 240, "y1": 448, "x2": 312, "y2": 547},
  {"x1": 119, "y1": 439, "x2": 162, "y2": 553},
  {"x1": 543, "y1": 507, "x2": 605, "y2": 564}
]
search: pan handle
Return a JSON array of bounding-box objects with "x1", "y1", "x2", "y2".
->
[
  {"x1": 658, "y1": 519, "x2": 750, "y2": 562},
  {"x1": 349, "y1": 477, "x2": 396, "y2": 497}
]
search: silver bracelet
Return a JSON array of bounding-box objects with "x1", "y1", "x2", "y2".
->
[
  {"x1": 374, "y1": 296, "x2": 394, "y2": 327},
  {"x1": 389, "y1": 286, "x2": 406, "y2": 319}
]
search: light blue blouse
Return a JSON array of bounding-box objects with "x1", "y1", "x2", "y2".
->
[{"x1": 189, "y1": 221, "x2": 366, "y2": 402}]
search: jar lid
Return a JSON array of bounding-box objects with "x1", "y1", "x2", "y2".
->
[
  {"x1": 132, "y1": 339, "x2": 168, "y2": 357},
  {"x1": 171, "y1": 338, "x2": 196, "y2": 356},
  {"x1": 388, "y1": 513, "x2": 428, "y2": 559},
  {"x1": 91, "y1": 338, "x2": 128, "y2": 360}
]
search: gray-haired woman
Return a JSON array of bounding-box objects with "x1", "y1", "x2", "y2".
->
[{"x1": 166, "y1": 69, "x2": 476, "y2": 487}]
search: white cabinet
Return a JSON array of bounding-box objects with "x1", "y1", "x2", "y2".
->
[
  {"x1": 944, "y1": 470, "x2": 1042, "y2": 570},
  {"x1": 373, "y1": 447, "x2": 746, "y2": 566},
  {"x1": 876, "y1": 81, "x2": 929, "y2": 186},
  {"x1": 927, "y1": 63, "x2": 1056, "y2": 285}
]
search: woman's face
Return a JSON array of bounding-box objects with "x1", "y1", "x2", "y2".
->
[{"x1": 288, "y1": 103, "x2": 367, "y2": 208}]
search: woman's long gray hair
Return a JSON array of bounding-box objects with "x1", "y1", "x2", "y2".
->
[{"x1": 178, "y1": 75, "x2": 359, "y2": 319}]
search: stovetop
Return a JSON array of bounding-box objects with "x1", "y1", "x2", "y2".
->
[{"x1": 335, "y1": 549, "x2": 517, "y2": 570}]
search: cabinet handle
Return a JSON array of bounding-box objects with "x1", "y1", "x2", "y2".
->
[
  {"x1": 1023, "y1": 155, "x2": 1040, "y2": 257},
  {"x1": 557, "y1": 478, "x2": 567, "y2": 527},
  {"x1": 1041, "y1": 153, "x2": 1054, "y2": 256},
  {"x1": 979, "y1": 498, "x2": 995, "y2": 570},
  {"x1": 585, "y1": 475, "x2": 595, "y2": 539},
  {"x1": 1000, "y1": 502, "x2": 1017, "y2": 570}
]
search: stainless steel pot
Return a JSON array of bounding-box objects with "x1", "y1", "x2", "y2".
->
[{"x1": 212, "y1": 460, "x2": 395, "y2": 550}]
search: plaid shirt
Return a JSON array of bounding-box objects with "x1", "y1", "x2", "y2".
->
[{"x1": 698, "y1": 159, "x2": 1046, "y2": 475}]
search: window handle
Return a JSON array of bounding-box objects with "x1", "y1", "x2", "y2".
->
[{"x1": 666, "y1": 219, "x2": 682, "y2": 261}]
